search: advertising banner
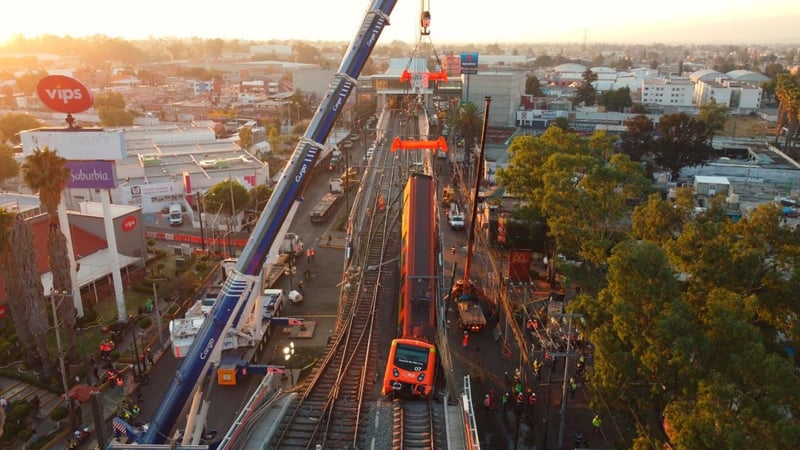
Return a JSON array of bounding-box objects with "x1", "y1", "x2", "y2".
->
[
  {"x1": 460, "y1": 52, "x2": 479, "y2": 75},
  {"x1": 65, "y1": 160, "x2": 117, "y2": 189},
  {"x1": 508, "y1": 249, "x2": 533, "y2": 282}
]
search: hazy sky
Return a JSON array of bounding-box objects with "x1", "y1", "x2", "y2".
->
[{"x1": 2, "y1": 0, "x2": 798, "y2": 45}]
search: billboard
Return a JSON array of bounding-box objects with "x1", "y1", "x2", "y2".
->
[
  {"x1": 65, "y1": 160, "x2": 117, "y2": 189},
  {"x1": 442, "y1": 54, "x2": 461, "y2": 77},
  {"x1": 36, "y1": 75, "x2": 94, "y2": 114},
  {"x1": 20, "y1": 129, "x2": 126, "y2": 160},
  {"x1": 460, "y1": 52, "x2": 479, "y2": 75},
  {"x1": 508, "y1": 249, "x2": 533, "y2": 282}
]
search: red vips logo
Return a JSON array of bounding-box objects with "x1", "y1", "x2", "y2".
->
[
  {"x1": 36, "y1": 75, "x2": 94, "y2": 114},
  {"x1": 122, "y1": 216, "x2": 137, "y2": 232}
]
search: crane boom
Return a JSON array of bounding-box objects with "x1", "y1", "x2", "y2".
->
[{"x1": 141, "y1": 0, "x2": 398, "y2": 443}]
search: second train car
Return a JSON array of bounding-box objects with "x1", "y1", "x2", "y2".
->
[{"x1": 382, "y1": 173, "x2": 438, "y2": 398}]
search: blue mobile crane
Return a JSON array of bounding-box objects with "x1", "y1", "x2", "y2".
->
[{"x1": 129, "y1": 0, "x2": 400, "y2": 445}]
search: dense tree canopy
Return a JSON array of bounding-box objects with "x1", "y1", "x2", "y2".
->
[
  {"x1": 0, "y1": 144, "x2": 19, "y2": 183},
  {"x1": 497, "y1": 128, "x2": 651, "y2": 286},
  {"x1": 202, "y1": 179, "x2": 250, "y2": 221},
  {"x1": 525, "y1": 75, "x2": 544, "y2": 97},
  {"x1": 0, "y1": 112, "x2": 42, "y2": 144},
  {"x1": 573, "y1": 68, "x2": 598, "y2": 107},
  {"x1": 652, "y1": 113, "x2": 715, "y2": 180},
  {"x1": 571, "y1": 198, "x2": 800, "y2": 448},
  {"x1": 247, "y1": 184, "x2": 273, "y2": 213},
  {"x1": 597, "y1": 87, "x2": 633, "y2": 112},
  {"x1": 698, "y1": 99, "x2": 729, "y2": 141},
  {"x1": 619, "y1": 114, "x2": 655, "y2": 163}
]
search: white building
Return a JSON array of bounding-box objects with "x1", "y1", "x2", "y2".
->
[
  {"x1": 462, "y1": 71, "x2": 526, "y2": 126},
  {"x1": 694, "y1": 78, "x2": 763, "y2": 115},
  {"x1": 640, "y1": 78, "x2": 694, "y2": 107},
  {"x1": 62, "y1": 124, "x2": 270, "y2": 218}
]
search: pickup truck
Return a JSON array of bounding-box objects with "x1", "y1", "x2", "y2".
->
[
  {"x1": 453, "y1": 279, "x2": 487, "y2": 332},
  {"x1": 448, "y1": 203, "x2": 465, "y2": 231}
]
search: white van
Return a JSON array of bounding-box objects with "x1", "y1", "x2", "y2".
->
[{"x1": 168, "y1": 203, "x2": 183, "y2": 226}]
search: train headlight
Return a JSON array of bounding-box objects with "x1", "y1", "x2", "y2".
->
[
  {"x1": 393, "y1": 368, "x2": 399, "y2": 377},
  {"x1": 417, "y1": 373, "x2": 425, "y2": 382}
]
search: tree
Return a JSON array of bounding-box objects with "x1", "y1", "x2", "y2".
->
[
  {"x1": 571, "y1": 240, "x2": 691, "y2": 443},
  {"x1": 248, "y1": 184, "x2": 273, "y2": 213},
  {"x1": 550, "y1": 116, "x2": 571, "y2": 131},
  {"x1": 532, "y1": 54, "x2": 554, "y2": 67},
  {"x1": 21, "y1": 147, "x2": 77, "y2": 346},
  {"x1": 652, "y1": 113, "x2": 714, "y2": 181},
  {"x1": 698, "y1": 100, "x2": 729, "y2": 143},
  {"x1": 202, "y1": 179, "x2": 250, "y2": 225},
  {"x1": 13, "y1": 70, "x2": 48, "y2": 95},
  {"x1": 497, "y1": 128, "x2": 650, "y2": 288},
  {"x1": 573, "y1": 68, "x2": 598, "y2": 106},
  {"x1": 452, "y1": 102, "x2": 483, "y2": 155},
  {"x1": 525, "y1": 75, "x2": 544, "y2": 97},
  {"x1": 0, "y1": 210, "x2": 39, "y2": 368},
  {"x1": 775, "y1": 73, "x2": 800, "y2": 149},
  {"x1": 573, "y1": 210, "x2": 800, "y2": 447},
  {"x1": 597, "y1": 87, "x2": 633, "y2": 112},
  {"x1": 619, "y1": 114, "x2": 655, "y2": 163},
  {"x1": 94, "y1": 92, "x2": 127, "y2": 110},
  {"x1": 98, "y1": 107, "x2": 135, "y2": 127},
  {"x1": 0, "y1": 211, "x2": 54, "y2": 377},
  {"x1": 238, "y1": 126, "x2": 253, "y2": 151},
  {"x1": 0, "y1": 112, "x2": 43, "y2": 145},
  {"x1": 630, "y1": 189, "x2": 693, "y2": 245},
  {"x1": 95, "y1": 92, "x2": 134, "y2": 127},
  {"x1": 0, "y1": 144, "x2": 19, "y2": 184}
]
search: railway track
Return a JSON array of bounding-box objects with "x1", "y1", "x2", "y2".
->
[
  {"x1": 391, "y1": 399, "x2": 446, "y2": 450},
  {"x1": 269, "y1": 152, "x2": 402, "y2": 449}
]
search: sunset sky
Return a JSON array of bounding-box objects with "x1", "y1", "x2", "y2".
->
[{"x1": 2, "y1": 0, "x2": 798, "y2": 45}]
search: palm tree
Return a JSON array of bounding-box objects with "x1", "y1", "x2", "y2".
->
[
  {"x1": 452, "y1": 101, "x2": 483, "y2": 156},
  {"x1": 775, "y1": 73, "x2": 800, "y2": 149},
  {"x1": 21, "y1": 146, "x2": 77, "y2": 348},
  {"x1": 0, "y1": 210, "x2": 37, "y2": 361},
  {"x1": 0, "y1": 211, "x2": 54, "y2": 377}
]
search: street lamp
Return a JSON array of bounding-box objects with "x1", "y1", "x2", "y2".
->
[
  {"x1": 283, "y1": 341, "x2": 295, "y2": 361},
  {"x1": 282, "y1": 342, "x2": 295, "y2": 385},
  {"x1": 50, "y1": 289, "x2": 76, "y2": 428}
]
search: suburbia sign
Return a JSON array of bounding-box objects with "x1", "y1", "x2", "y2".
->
[
  {"x1": 36, "y1": 75, "x2": 94, "y2": 114},
  {"x1": 65, "y1": 160, "x2": 117, "y2": 189}
]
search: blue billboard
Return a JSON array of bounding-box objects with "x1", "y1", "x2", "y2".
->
[{"x1": 461, "y1": 52, "x2": 479, "y2": 75}]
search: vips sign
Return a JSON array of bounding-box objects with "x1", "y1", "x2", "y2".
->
[
  {"x1": 36, "y1": 75, "x2": 94, "y2": 114},
  {"x1": 65, "y1": 161, "x2": 117, "y2": 189}
]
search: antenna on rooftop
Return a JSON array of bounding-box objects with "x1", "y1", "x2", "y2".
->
[{"x1": 582, "y1": 28, "x2": 588, "y2": 51}]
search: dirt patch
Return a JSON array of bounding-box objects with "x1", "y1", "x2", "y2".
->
[{"x1": 723, "y1": 116, "x2": 774, "y2": 138}]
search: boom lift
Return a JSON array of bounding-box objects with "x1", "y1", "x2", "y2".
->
[{"x1": 123, "y1": 1, "x2": 401, "y2": 445}]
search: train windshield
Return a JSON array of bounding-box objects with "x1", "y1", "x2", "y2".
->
[{"x1": 394, "y1": 343, "x2": 430, "y2": 371}]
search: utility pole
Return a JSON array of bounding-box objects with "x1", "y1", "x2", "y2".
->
[
  {"x1": 552, "y1": 312, "x2": 582, "y2": 450},
  {"x1": 151, "y1": 279, "x2": 167, "y2": 348},
  {"x1": 196, "y1": 191, "x2": 206, "y2": 251},
  {"x1": 50, "y1": 290, "x2": 77, "y2": 429}
]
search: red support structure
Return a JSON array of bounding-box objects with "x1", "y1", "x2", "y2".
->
[
  {"x1": 399, "y1": 68, "x2": 448, "y2": 84},
  {"x1": 390, "y1": 136, "x2": 448, "y2": 153}
]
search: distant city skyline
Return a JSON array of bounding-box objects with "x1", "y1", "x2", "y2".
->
[{"x1": 2, "y1": 0, "x2": 799, "y2": 46}]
